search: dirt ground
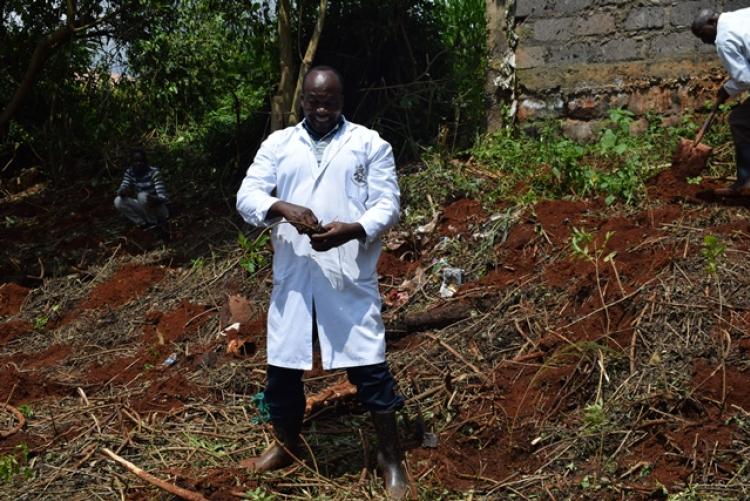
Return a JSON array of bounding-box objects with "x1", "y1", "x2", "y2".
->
[{"x1": 1, "y1": 167, "x2": 750, "y2": 500}]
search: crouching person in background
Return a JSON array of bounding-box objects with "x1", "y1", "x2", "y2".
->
[{"x1": 114, "y1": 148, "x2": 170, "y2": 238}]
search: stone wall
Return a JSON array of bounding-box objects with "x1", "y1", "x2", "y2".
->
[{"x1": 486, "y1": 0, "x2": 750, "y2": 139}]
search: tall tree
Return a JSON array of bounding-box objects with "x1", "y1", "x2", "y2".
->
[
  {"x1": 270, "y1": 0, "x2": 328, "y2": 131},
  {"x1": 0, "y1": 1, "x2": 121, "y2": 135}
]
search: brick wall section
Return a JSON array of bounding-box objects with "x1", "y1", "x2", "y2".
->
[{"x1": 487, "y1": 0, "x2": 750, "y2": 138}]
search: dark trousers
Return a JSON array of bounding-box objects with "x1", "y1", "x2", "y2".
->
[
  {"x1": 728, "y1": 98, "x2": 750, "y2": 184},
  {"x1": 265, "y1": 362, "x2": 404, "y2": 422}
]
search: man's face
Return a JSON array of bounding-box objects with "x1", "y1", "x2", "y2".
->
[
  {"x1": 133, "y1": 151, "x2": 147, "y2": 172},
  {"x1": 694, "y1": 23, "x2": 717, "y2": 44},
  {"x1": 301, "y1": 71, "x2": 343, "y2": 136}
]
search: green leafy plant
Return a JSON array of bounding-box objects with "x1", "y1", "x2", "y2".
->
[
  {"x1": 17, "y1": 405, "x2": 33, "y2": 419},
  {"x1": 701, "y1": 234, "x2": 726, "y2": 274},
  {"x1": 243, "y1": 487, "x2": 276, "y2": 501},
  {"x1": 190, "y1": 257, "x2": 205, "y2": 271},
  {"x1": 32, "y1": 316, "x2": 48, "y2": 331},
  {"x1": 0, "y1": 444, "x2": 32, "y2": 484},
  {"x1": 583, "y1": 400, "x2": 607, "y2": 430},
  {"x1": 570, "y1": 227, "x2": 594, "y2": 259},
  {"x1": 238, "y1": 232, "x2": 270, "y2": 274}
]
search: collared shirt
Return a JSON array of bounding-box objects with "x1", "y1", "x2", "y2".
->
[
  {"x1": 716, "y1": 8, "x2": 750, "y2": 97},
  {"x1": 302, "y1": 116, "x2": 344, "y2": 164}
]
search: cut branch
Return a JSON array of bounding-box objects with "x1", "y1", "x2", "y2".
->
[
  {"x1": 102, "y1": 448, "x2": 209, "y2": 501},
  {"x1": 0, "y1": 404, "x2": 25, "y2": 438}
]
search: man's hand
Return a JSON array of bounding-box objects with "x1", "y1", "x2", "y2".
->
[
  {"x1": 118, "y1": 186, "x2": 135, "y2": 198},
  {"x1": 269, "y1": 201, "x2": 324, "y2": 235},
  {"x1": 717, "y1": 86, "x2": 730, "y2": 105},
  {"x1": 309, "y1": 222, "x2": 366, "y2": 252}
]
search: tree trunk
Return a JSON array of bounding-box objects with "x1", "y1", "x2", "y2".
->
[
  {"x1": 271, "y1": 0, "x2": 295, "y2": 132},
  {"x1": 0, "y1": 25, "x2": 76, "y2": 136},
  {"x1": 288, "y1": 0, "x2": 328, "y2": 125},
  {"x1": 0, "y1": 6, "x2": 115, "y2": 137}
]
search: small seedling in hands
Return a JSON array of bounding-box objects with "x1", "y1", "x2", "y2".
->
[{"x1": 293, "y1": 220, "x2": 326, "y2": 236}]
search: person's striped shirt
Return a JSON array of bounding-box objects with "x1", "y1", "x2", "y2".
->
[{"x1": 118, "y1": 167, "x2": 169, "y2": 202}]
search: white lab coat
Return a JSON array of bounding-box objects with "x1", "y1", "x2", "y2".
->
[
  {"x1": 236, "y1": 118, "x2": 400, "y2": 370},
  {"x1": 717, "y1": 8, "x2": 750, "y2": 97}
]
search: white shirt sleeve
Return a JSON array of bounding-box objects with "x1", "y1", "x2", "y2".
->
[
  {"x1": 356, "y1": 135, "x2": 400, "y2": 245},
  {"x1": 236, "y1": 135, "x2": 281, "y2": 227},
  {"x1": 717, "y1": 37, "x2": 750, "y2": 97}
]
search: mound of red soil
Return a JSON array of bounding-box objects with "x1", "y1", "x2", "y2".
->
[
  {"x1": 0, "y1": 283, "x2": 31, "y2": 316},
  {"x1": 81, "y1": 264, "x2": 166, "y2": 311},
  {"x1": 0, "y1": 319, "x2": 32, "y2": 343},
  {"x1": 440, "y1": 199, "x2": 486, "y2": 236},
  {"x1": 142, "y1": 300, "x2": 209, "y2": 345},
  {"x1": 535, "y1": 199, "x2": 595, "y2": 244},
  {"x1": 647, "y1": 169, "x2": 727, "y2": 202},
  {"x1": 479, "y1": 254, "x2": 536, "y2": 290},
  {"x1": 378, "y1": 251, "x2": 420, "y2": 280}
]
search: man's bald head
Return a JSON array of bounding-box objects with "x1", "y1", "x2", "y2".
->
[
  {"x1": 302, "y1": 66, "x2": 344, "y2": 95},
  {"x1": 692, "y1": 9, "x2": 720, "y2": 44}
]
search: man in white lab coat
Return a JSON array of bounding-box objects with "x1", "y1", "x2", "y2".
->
[
  {"x1": 692, "y1": 8, "x2": 750, "y2": 195},
  {"x1": 236, "y1": 66, "x2": 409, "y2": 499}
]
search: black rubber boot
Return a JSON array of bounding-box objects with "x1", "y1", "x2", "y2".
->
[
  {"x1": 371, "y1": 410, "x2": 411, "y2": 500},
  {"x1": 241, "y1": 416, "x2": 302, "y2": 472}
]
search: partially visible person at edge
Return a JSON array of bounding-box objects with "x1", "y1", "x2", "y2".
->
[
  {"x1": 114, "y1": 148, "x2": 170, "y2": 237},
  {"x1": 236, "y1": 66, "x2": 411, "y2": 499},
  {"x1": 692, "y1": 7, "x2": 750, "y2": 195}
]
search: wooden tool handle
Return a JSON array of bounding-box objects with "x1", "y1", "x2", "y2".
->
[{"x1": 693, "y1": 101, "x2": 720, "y2": 145}]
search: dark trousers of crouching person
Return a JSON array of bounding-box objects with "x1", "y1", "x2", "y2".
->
[{"x1": 728, "y1": 98, "x2": 750, "y2": 190}]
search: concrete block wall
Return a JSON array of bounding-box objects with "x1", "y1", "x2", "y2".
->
[{"x1": 487, "y1": 0, "x2": 750, "y2": 139}]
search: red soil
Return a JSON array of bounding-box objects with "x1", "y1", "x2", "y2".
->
[
  {"x1": 142, "y1": 300, "x2": 208, "y2": 345},
  {"x1": 85, "y1": 301, "x2": 215, "y2": 389},
  {"x1": 81, "y1": 264, "x2": 166, "y2": 311},
  {"x1": 0, "y1": 344, "x2": 72, "y2": 370},
  {"x1": 378, "y1": 251, "x2": 420, "y2": 280},
  {"x1": 4, "y1": 172, "x2": 750, "y2": 497},
  {"x1": 84, "y1": 353, "x2": 144, "y2": 386},
  {"x1": 535, "y1": 199, "x2": 595, "y2": 244},
  {"x1": 54, "y1": 264, "x2": 168, "y2": 327},
  {"x1": 0, "y1": 283, "x2": 31, "y2": 316},
  {"x1": 0, "y1": 366, "x2": 70, "y2": 405},
  {"x1": 0, "y1": 319, "x2": 32, "y2": 343},
  {"x1": 132, "y1": 374, "x2": 207, "y2": 413},
  {"x1": 439, "y1": 199, "x2": 487, "y2": 236},
  {"x1": 692, "y1": 358, "x2": 750, "y2": 412}
]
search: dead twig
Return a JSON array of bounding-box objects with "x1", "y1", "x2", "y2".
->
[
  {"x1": 0, "y1": 403, "x2": 25, "y2": 438},
  {"x1": 101, "y1": 447, "x2": 209, "y2": 501}
]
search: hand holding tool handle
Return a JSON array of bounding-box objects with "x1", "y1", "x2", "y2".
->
[{"x1": 693, "y1": 100, "x2": 721, "y2": 146}]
